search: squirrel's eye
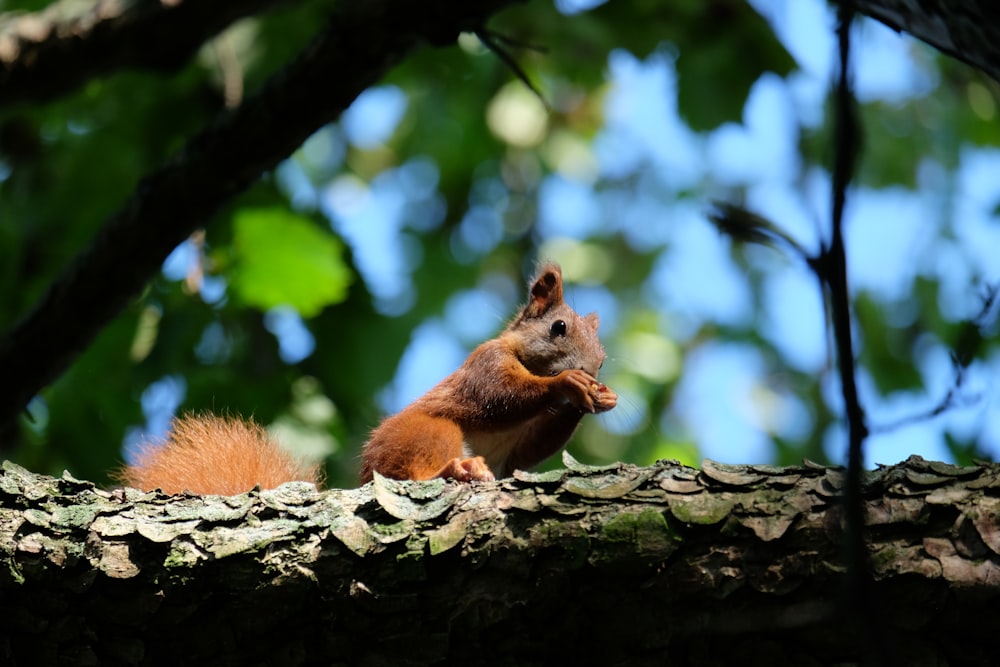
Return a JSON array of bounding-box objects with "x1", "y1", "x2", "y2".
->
[{"x1": 550, "y1": 320, "x2": 567, "y2": 337}]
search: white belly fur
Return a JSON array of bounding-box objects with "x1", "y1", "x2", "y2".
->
[{"x1": 463, "y1": 413, "x2": 554, "y2": 478}]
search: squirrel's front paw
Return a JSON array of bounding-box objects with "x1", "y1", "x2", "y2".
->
[
  {"x1": 590, "y1": 382, "x2": 618, "y2": 413},
  {"x1": 557, "y1": 369, "x2": 600, "y2": 413}
]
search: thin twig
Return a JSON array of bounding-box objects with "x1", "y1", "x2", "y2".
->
[
  {"x1": 707, "y1": 201, "x2": 814, "y2": 262},
  {"x1": 476, "y1": 28, "x2": 549, "y2": 54},
  {"x1": 869, "y1": 361, "x2": 981, "y2": 434},
  {"x1": 475, "y1": 28, "x2": 549, "y2": 109},
  {"x1": 871, "y1": 282, "x2": 997, "y2": 434}
]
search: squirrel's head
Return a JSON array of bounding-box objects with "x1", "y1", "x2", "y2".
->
[{"x1": 507, "y1": 263, "x2": 607, "y2": 378}]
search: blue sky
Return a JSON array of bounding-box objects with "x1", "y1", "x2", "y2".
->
[{"x1": 152, "y1": 0, "x2": 1000, "y2": 469}]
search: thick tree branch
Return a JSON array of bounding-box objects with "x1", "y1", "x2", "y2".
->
[
  {"x1": 2, "y1": 454, "x2": 999, "y2": 665},
  {"x1": 3, "y1": 0, "x2": 998, "y2": 109},
  {"x1": 845, "y1": 0, "x2": 1000, "y2": 84},
  {"x1": 0, "y1": 0, "x2": 520, "y2": 433},
  {"x1": 0, "y1": 0, "x2": 298, "y2": 105}
]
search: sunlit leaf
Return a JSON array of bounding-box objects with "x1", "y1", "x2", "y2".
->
[{"x1": 227, "y1": 208, "x2": 351, "y2": 318}]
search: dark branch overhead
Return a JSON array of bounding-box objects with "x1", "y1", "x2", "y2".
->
[
  {"x1": 0, "y1": 0, "x2": 529, "y2": 106},
  {"x1": 3, "y1": 1, "x2": 997, "y2": 109},
  {"x1": 845, "y1": 0, "x2": 1000, "y2": 83},
  {"x1": 0, "y1": 0, "x2": 294, "y2": 105}
]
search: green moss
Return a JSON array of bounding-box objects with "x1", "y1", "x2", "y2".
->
[
  {"x1": 164, "y1": 539, "x2": 202, "y2": 569},
  {"x1": 600, "y1": 509, "x2": 680, "y2": 558},
  {"x1": 871, "y1": 546, "x2": 899, "y2": 570},
  {"x1": 371, "y1": 519, "x2": 416, "y2": 544},
  {"x1": 427, "y1": 522, "x2": 466, "y2": 555},
  {"x1": 49, "y1": 504, "x2": 101, "y2": 530},
  {"x1": 602, "y1": 512, "x2": 642, "y2": 542},
  {"x1": 668, "y1": 494, "x2": 735, "y2": 525},
  {"x1": 3, "y1": 557, "x2": 25, "y2": 585},
  {"x1": 634, "y1": 509, "x2": 682, "y2": 555}
]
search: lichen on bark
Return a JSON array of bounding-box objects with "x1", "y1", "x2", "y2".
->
[{"x1": 3, "y1": 453, "x2": 1000, "y2": 665}]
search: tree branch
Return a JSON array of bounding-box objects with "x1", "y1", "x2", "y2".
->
[
  {"x1": 0, "y1": 0, "x2": 297, "y2": 105},
  {"x1": 0, "y1": 0, "x2": 520, "y2": 434},
  {"x1": 2, "y1": 454, "x2": 999, "y2": 665},
  {"x1": 824, "y1": 4, "x2": 873, "y2": 638},
  {"x1": 4, "y1": 0, "x2": 997, "y2": 109},
  {"x1": 844, "y1": 0, "x2": 1000, "y2": 84}
]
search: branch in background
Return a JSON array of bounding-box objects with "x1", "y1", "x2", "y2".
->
[
  {"x1": 4, "y1": 0, "x2": 999, "y2": 107},
  {"x1": 826, "y1": 8, "x2": 873, "y2": 644},
  {"x1": 474, "y1": 27, "x2": 549, "y2": 108},
  {"x1": 0, "y1": 0, "x2": 293, "y2": 105},
  {"x1": 845, "y1": 0, "x2": 1000, "y2": 85},
  {"x1": 956, "y1": 281, "x2": 1000, "y2": 365},
  {"x1": 870, "y1": 284, "x2": 997, "y2": 435},
  {"x1": 709, "y1": 203, "x2": 987, "y2": 443},
  {"x1": 973, "y1": 282, "x2": 999, "y2": 329},
  {"x1": 707, "y1": 201, "x2": 814, "y2": 264},
  {"x1": 870, "y1": 361, "x2": 980, "y2": 435},
  {"x1": 707, "y1": 200, "x2": 837, "y2": 372},
  {"x1": 711, "y1": 3, "x2": 875, "y2": 656},
  {"x1": 0, "y1": 0, "x2": 520, "y2": 433}
]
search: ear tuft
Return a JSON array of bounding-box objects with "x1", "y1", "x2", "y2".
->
[{"x1": 525, "y1": 263, "x2": 564, "y2": 318}]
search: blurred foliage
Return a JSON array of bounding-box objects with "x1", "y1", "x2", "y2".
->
[
  {"x1": 225, "y1": 207, "x2": 351, "y2": 316},
  {"x1": 1, "y1": 0, "x2": 999, "y2": 489}
]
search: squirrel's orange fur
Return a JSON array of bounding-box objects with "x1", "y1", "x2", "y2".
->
[
  {"x1": 117, "y1": 414, "x2": 321, "y2": 495},
  {"x1": 359, "y1": 263, "x2": 617, "y2": 483},
  {"x1": 117, "y1": 263, "x2": 617, "y2": 494}
]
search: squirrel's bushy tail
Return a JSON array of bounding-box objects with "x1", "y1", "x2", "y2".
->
[{"x1": 117, "y1": 414, "x2": 321, "y2": 495}]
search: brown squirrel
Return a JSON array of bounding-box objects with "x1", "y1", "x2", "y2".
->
[
  {"x1": 360, "y1": 262, "x2": 617, "y2": 482},
  {"x1": 118, "y1": 263, "x2": 617, "y2": 494}
]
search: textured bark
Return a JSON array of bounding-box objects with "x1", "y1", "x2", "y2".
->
[{"x1": 2, "y1": 453, "x2": 999, "y2": 666}]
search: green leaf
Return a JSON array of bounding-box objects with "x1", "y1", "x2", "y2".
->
[
  {"x1": 673, "y1": 1, "x2": 796, "y2": 131},
  {"x1": 227, "y1": 208, "x2": 351, "y2": 317}
]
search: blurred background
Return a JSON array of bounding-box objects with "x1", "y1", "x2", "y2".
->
[{"x1": 2, "y1": 0, "x2": 998, "y2": 489}]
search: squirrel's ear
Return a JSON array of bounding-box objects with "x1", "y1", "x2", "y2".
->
[
  {"x1": 585, "y1": 312, "x2": 600, "y2": 330},
  {"x1": 524, "y1": 264, "x2": 564, "y2": 318}
]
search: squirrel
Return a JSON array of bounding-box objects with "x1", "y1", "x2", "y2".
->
[
  {"x1": 117, "y1": 263, "x2": 617, "y2": 494},
  {"x1": 359, "y1": 262, "x2": 617, "y2": 482}
]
